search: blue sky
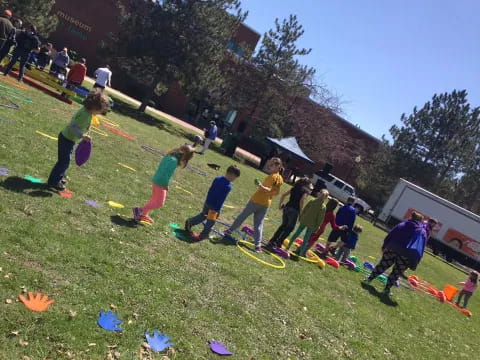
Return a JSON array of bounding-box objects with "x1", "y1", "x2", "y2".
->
[{"x1": 240, "y1": 0, "x2": 480, "y2": 140}]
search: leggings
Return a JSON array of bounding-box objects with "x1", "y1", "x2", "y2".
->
[
  {"x1": 287, "y1": 224, "x2": 315, "y2": 255},
  {"x1": 141, "y1": 184, "x2": 168, "y2": 216},
  {"x1": 335, "y1": 247, "x2": 351, "y2": 263},
  {"x1": 268, "y1": 206, "x2": 299, "y2": 247},
  {"x1": 367, "y1": 249, "x2": 410, "y2": 290},
  {"x1": 456, "y1": 290, "x2": 473, "y2": 309}
]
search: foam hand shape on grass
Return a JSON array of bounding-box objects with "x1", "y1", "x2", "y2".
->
[
  {"x1": 209, "y1": 340, "x2": 233, "y2": 356},
  {"x1": 145, "y1": 330, "x2": 174, "y2": 352},
  {"x1": 97, "y1": 311, "x2": 123, "y2": 332},
  {"x1": 19, "y1": 292, "x2": 55, "y2": 312}
]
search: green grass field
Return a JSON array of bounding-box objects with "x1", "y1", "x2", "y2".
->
[{"x1": 0, "y1": 77, "x2": 479, "y2": 359}]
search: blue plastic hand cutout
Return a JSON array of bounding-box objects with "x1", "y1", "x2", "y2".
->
[
  {"x1": 97, "y1": 310, "x2": 123, "y2": 332},
  {"x1": 145, "y1": 330, "x2": 174, "y2": 352}
]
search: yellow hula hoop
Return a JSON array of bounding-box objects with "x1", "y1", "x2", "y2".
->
[
  {"x1": 286, "y1": 248, "x2": 319, "y2": 263},
  {"x1": 118, "y1": 163, "x2": 137, "y2": 172},
  {"x1": 90, "y1": 127, "x2": 108, "y2": 137},
  {"x1": 98, "y1": 116, "x2": 120, "y2": 127},
  {"x1": 236, "y1": 240, "x2": 285, "y2": 269}
]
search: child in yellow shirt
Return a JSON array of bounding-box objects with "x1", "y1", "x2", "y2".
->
[{"x1": 224, "y1": 158, "x2": 284, "y2": 252}]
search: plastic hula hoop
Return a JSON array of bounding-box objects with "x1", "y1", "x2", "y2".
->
[
  {"x1": 90, "y1": 127, "x2": 108, "y2": 137},
  {"x1": 236, "y1": 240, "x2": 285, "y2": 269},
  {"x1": 287, "y1": 248, "x2": 319, "y2": 263},
  {"x1": 98, "y1": 116, "x2": 120, "y2": 127},
  {"x1": 0, "y1": 89, "x2": 32, "y2": 103},
  {"x1": 208, "y1": 219, "x2": 246, "y2": 240},
  {"x1": 0, "y1": 94, "x2": 20, "y2": 109},
  {"x1": 0, "y1": 85, "x2": 33, "y2": 102},
  {"x1": 0, "y1": 76, "x2": 28, "y2": 90}
]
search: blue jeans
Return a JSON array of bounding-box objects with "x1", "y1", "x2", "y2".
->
[
  {"x1": 48, "y1": 133, "x2": 75, "y2": 185},
  {"x1": 188, "y1": 203, "x2": 216, "y2": 238},
  {"x1": 3, "y1": 48, "x2": 31, "y2": 81},
  {"x1": 228, "y1": 201, "x2": 268, "y2": 247}
]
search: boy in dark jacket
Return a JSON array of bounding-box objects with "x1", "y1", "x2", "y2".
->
[{"x1": 325, "y1": 196, "x2": 357, "y2": 254}]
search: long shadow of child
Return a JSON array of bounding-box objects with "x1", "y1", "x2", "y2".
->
[
  {"x1": 0, "y1": 176, "x2": 53, "y2": 198},
  {"x1": 361, "y1": 281, "x2": 399, "y2": 307}
]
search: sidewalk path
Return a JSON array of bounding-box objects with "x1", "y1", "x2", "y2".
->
[{"x1": 85, "y1": 77, "x2": 260, "y2": 166}]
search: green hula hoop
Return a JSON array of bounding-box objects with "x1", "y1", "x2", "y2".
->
[
  {"x1": 0, "y1": 84, "x2": 33, "y2": 103},
  {"x1": 236, "y1": 240, "x2": 285, "y2": 269}
]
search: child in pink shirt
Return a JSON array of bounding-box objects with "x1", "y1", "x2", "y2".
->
[{"x1": 455, "y1": 271, "x2": 478, "y2": 309}]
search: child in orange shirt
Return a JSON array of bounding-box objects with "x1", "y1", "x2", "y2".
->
[{"x1": 223, "y1": 158, "x2": 284, "y2": 252}]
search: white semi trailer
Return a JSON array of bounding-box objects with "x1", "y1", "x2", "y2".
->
[{"x1": 378, "y1": 179, "x2": 480, "y2": 269}]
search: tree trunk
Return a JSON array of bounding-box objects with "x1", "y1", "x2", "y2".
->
[
  {"x1": 138, "y1": 73, "x2": 165, "y2": 113},
  {"x1": 434, "y1": 156, "x2": 456, "y2": 191}
]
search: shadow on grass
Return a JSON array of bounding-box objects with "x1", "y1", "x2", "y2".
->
[
  {"x1": 209, "y1": 236, "x2": 237, "y2": 246},
  {"x1": 361, "y1": 281, "x2": 399, "y2": 307},
  {"x1": 110, "y1": 215, "x2": 138, "y2": 228},
  {"x1": 172, "y1": 229, "x2": 198, "y2": 244},
  {"x1": 0, "y1": 176, "x2": 53, "y2": 198},
  {"x1": 110, "y1": 96, "x2": 194, "y2": 140}
]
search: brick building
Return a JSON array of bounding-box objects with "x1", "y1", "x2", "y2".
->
[{"x1": 48, "y1": 0, "x2": 121, "y2": 73}]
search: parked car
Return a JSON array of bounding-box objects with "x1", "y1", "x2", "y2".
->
[
  {"x1": 353, "y1": 197, "x2": 371, "y2": 213},
  {"x1": 312, "y1": 172, "x2": 355, "y2": 204}
]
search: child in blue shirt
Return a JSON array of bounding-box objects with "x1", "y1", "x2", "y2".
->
[
  {"x1": 185, "y1": 165, "x2": 241, "y2": 240},
  {"x1": 334, "y1": 224, "x2": 362, "y2": 262}
]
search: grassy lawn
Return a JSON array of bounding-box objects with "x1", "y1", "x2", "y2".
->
[{"x1": 0, "y1": 77, "x2": 479, "y2": 359}]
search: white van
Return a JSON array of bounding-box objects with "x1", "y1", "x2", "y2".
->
[{"x1": 312, "y1": 172, "x2": 356, "y2": 205}]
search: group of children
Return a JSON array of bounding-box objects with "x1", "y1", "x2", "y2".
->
[
  {"x1": 46, "y1": 89, "x2": 477, "y2": 308},
  {"x1": 47, "y1": 91, "x2": 362, "y2": 256}
]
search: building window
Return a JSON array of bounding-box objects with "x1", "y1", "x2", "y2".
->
[
  {"x1": 227, "y1": 40, "x2": 244, "y2": 57},
  {"x1": 225, "y1": 109, "x2": 237, "y2": 125}
]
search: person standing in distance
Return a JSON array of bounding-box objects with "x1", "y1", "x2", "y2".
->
[
  {"x1": 2, "y1": 24, "x2": 40, "y2": 82},
  {"x1": 200, "y1": 120, "x2": 217, "y2": 155},
  {"x1": 93, "y1": 64, "x2": 112, "y2": 90},
  {"x1": 0, "y1": 16, "x2": 21, "y2": 64},
  {"x1": 0, "y1": 9, "x2": 13, "y2": 53}
]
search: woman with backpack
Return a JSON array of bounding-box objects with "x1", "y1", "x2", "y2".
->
[{"x1": 363, "y1": 211, "x2": 428, "y2": 296}]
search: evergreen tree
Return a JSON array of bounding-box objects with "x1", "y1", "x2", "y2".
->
[
  {"x1": 224, "y1": 15, "x2": 321, "y2": 138},
  {"x1": 357, "y1": 90, "x2": 480, "y2": 211},
  {"x1": 101, "y1": 0, "x2": 247, "y2": 112},
  {"x1": 2, "y1": 0, "x2": 58, "y2": 35},
  {"x1": 390, "y1": 90, "x2": 480, "y2": 190}
]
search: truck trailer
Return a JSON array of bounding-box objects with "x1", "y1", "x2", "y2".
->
[{"x1": 378, "y1": 178, "x2": 480, "y2": 269}]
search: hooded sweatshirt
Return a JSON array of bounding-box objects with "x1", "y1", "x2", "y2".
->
[{"x1": 383, "y1": 220, "x2": 427, "y2": 269}]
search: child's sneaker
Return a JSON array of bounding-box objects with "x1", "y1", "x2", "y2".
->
[
  {"x1": 49, "y1": 182, "x2": 66, "y2": 191},
  {"x1": 139, "y1": 215, "x2": 154, "y2": 224},
  {"x1": 254, "y1": 247, "x2": 262, "y2": 253},
  {"x1": 133, "y1": 207, "x2": 142, "y2": 222},
  {"x1": 192, "y1": 233, "x2": 208, "y2": 242}
]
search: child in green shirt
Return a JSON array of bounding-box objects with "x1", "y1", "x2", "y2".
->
[
  {"x1": 286, "y1": 189, "x2": 329, "y2": 257},
  {"x1": 47, "y1": 89, "x2": 110, "y2": 190}
]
